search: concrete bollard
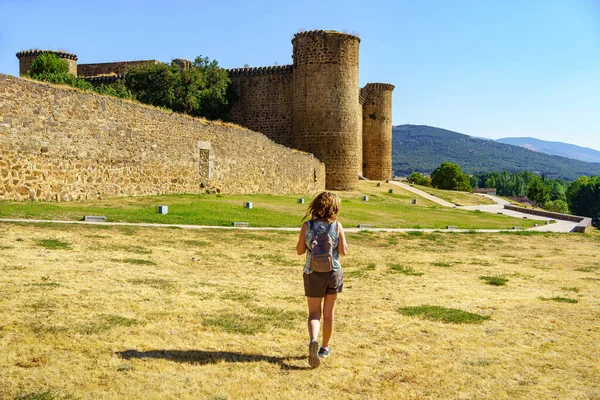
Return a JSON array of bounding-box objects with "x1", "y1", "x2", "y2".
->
[{"x1": 157, "y1": 206, "x2": 168, "y2": 214}]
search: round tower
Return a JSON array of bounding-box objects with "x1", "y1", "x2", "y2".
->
[
  {"x1": 291, "y1": 30, "x2": 361, "y2": 190},
  {"x1": 361, "y1": 83, "x2": 395, "y2": 181},
  {"x1": 358, "y1": 93, "x2": 366, "y2": 177},
  {"x1": 16, "y1": 50, "x2": 78, "y2": 77}
]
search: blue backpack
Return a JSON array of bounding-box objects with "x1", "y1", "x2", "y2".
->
[{"x1": 308, "y1": 221, "x2": 334, "y2": 272}]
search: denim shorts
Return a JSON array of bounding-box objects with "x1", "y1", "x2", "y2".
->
[{"x1": 303, "y1": 270, "x2": 343, "y2": 298}]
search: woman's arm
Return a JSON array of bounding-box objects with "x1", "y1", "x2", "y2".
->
[
  {"x1": 296, "y1": 221, "x2": 308, "y2": 255},
  {"x1": 337, "y1": 222, "x2": 349, "y2": 256}
]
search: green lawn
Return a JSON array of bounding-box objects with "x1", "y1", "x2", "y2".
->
[{"x1": 0, "y1": 182, "x2": 539, "y2": 229}]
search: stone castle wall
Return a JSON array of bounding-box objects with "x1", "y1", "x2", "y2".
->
[
  {"x1": 77, "y1": 60, "x2": 159, "y2": 77},
  {"x1": 228, "y1": 66, "x2": 294, "y2": 148},
  {"x1": 362, "y1": 83, "x2": 394, "y2": 180},
  {"x1": 0, "y1": 74, "x2": 325, "y2": 201},
  {"x1": 291, "y1": 30, "x2": 361, "y2": 191}
]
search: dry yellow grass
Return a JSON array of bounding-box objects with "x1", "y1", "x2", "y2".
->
[{"x1": 0, "y1": 222, "x2": 599, "y2": 399}]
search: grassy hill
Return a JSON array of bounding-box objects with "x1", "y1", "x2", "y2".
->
[{"x1": 393, "y1": 125, "x2": 600, "y2": 180}]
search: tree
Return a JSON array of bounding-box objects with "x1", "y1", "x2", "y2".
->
[
  {"x1": 124, "y1": 56, "x2": 234, "y2": 121},
  {"x1": 408, "y1": 172, "x2": 430, "y2": 186},
  {"x1": 566, "y1": 176, "x2": 589, "y2": 212},
  {"x1": 567, "y1": 176, "x2": 600, "y2": 217},
  {"x1": 430, "y1": 162, "x2": 472, "y2": 192},
  {"x1": 527, "y1": 176, "x2": 550, "y2": 206}
]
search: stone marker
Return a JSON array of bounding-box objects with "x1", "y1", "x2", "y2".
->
[
  {"x1": 363, "y1": 196, "x2": 369, "y2": 201},
  {"x1": 244, "y1": 202, "x2": 253, "y2": 209},
  {"x1": 233, "y1": 222, "x2": 249, "y2": 227},
  {"x1": 83, "y1": 215, "x2": 106, "y2": 222},
  {"x1": 412, "y1": 199, "x2": 417, "y2": 204},
  {"x1": 446, "y1": 225, "x2": 457, "y2": 229},
  {"x1": 377, "y1": 182, "x2": 381, "y2": 187},
  {"x1": 512, "y1": 226, "x2": 522, "y2": 230},
  {"x1": 157, "y1": 205, "x2": 168, "y2": 214},
  {"x1": 388, "y1": 189, "x2": 393, "y2": 194},
  {"x1": 298, "y1": 198, "x2": 305, "y2": 204},
  {"x1": 357, "y1": 224, "x2": 371, "y2": 229}
]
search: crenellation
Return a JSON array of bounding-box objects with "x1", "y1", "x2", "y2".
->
[{"x1": 227, "y1": 65, "x2": 293, "y2": 76}]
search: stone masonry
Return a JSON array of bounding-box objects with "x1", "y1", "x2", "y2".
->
[{"x1": 0, "y1": 74, "x2": 325, "y2": 201}]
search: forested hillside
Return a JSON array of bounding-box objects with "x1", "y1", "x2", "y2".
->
[{"x1": 392, "y1": 125, "x2": 600, "y2": 180}]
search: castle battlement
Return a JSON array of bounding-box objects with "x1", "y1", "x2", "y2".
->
[
  {"x1": 292, "y1": 29, "x2": 361, "y2": 43},
  {"x1": 16, "y1": 50, "x2": 78, "y2": 60},
  {"x1": 227, "y1": 65, "x2": 293, "y2": 76},
  {"x1": 16, "y1": 29, "x2": 394, "y2": 191},
  {"x1": 363, "y1": 82, "x2": 396, "y2": 92}
]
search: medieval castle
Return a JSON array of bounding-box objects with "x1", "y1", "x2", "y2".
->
[{"x1": 15, "y1": 30, "x2": 394, "y2": 191}]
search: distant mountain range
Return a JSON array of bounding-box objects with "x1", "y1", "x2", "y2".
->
[
  {"x1": 392, "y1": 125, "x2": 600, "y2": 180},
  {"x1": 496, "y1": 137, "x2": 600, "y2": 163}
]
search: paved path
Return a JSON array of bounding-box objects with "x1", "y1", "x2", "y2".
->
[
  {"x1": 0, "y1": 217, "x2": 516, "y2": 233},
  {"x1": 388, "y1": 181, "x2": 456, "y2": 207},
  {"x1": 389, "y1": 181, "x2": 578, "y2": 233}
]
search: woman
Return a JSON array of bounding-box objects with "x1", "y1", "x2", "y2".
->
[{"x1": 296, "y1": 192, "x2": 349, "y2": 369}]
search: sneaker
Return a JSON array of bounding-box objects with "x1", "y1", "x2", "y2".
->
[
  {"x1": 318, "y1": 346, "x2": 331, "y2": 358},
  {"x1": 308, "y1": 340, "x2": 320, "y2": 368}
]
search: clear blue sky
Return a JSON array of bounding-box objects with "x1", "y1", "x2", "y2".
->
[{"x1": 1, "y1": 0, "x2": 599, "y2": 150}]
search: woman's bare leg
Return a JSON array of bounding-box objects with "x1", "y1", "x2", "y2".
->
[
  {"x1": 322, "y1": 294, "x2": 337, "y2": 348},
  {"x1": 306, "y1": 297, "x2": 322, "y2": 342}
]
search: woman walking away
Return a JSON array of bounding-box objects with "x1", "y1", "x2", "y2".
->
[{"x1": 296, "y1": 192, "x2": 348, "y2": 369}]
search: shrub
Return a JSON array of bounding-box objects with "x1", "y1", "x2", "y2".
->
[
  {"x1": 94, "y1": 80, "x2": 134, "y2": 99},
  {"x1": 28, "y1": 53, "x2": 93, "y2": 91},
  {"x1": 543, "y1": 199, "x2": 569, "y2": 214},
  {"x1": 408, "y1": 171, "x2": 431, "y2": 186},
  {"x1": 28, "y1": 52, "x2": 69, "y2": 75}
]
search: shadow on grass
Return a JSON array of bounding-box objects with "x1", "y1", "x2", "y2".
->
[{"x1": 117, "y1": 349, "x2": 310, "y2": 370}]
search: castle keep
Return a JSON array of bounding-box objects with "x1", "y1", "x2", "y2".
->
[{"x1": 15, "y1": 30, "x2": 394, "y2": 191}]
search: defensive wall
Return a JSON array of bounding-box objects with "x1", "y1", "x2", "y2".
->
[
  {"x1": 228, "y1": 66, "x2": 294, "y2": 148},
  {"x1": 15, "y1": 30, "x2": 395, "y2": 191},
  {"x1": 0, "y1": 74, "x2": 325, "y2": 201}
]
